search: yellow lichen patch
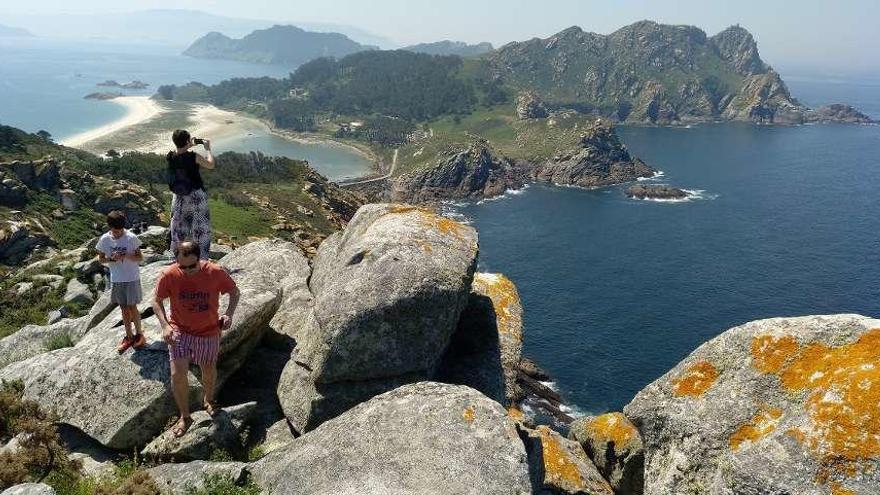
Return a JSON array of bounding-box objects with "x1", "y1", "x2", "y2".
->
[
  {"x1": 462, "y1": 406, "x2": 475, "y2": 424},
  {"x1": 830, "y1": 482, "x2": 856, "y2": 495},
  {"x1": 672, "y1": 360, "x2": 719, "y2": 397},
  {"x1": 507, "y1": 406, "x2": 525, "y2": 422},
  {"x1": 751, "y1": 334, "x2": 800, "y2": 374},
  {"x1": 473, "y1": 273, "x2": 523, "y2": 340},
  {"x1": 785, "y1": 428, "x2": 806, "y2": 445},
  {"x1": 777, "y1": 329, "x2": 880, "y2": 464},
  {"x1": 585, "y1": 412, "x2": 638, "y2": 448},
  {"x1": 729, "y1": 405, "x2": 784, "y2": 451},
  {"x1": 386, "y1": 204, "x2": 428, "y2": 215},
  {"x1": 537, "y1": 426, "x2": 585, "y2": 490}
]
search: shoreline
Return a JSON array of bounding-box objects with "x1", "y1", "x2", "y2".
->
[
  {"x1": 60, "y1": 96, "x2": 165, "y2": 148},
  {"x1": 131, "y1": 103, "x2": 384, "y2": 178}
]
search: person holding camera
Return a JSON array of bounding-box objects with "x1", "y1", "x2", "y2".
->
[{"x1": 167, "y1": 129, "x2": 214, "y2": 260}]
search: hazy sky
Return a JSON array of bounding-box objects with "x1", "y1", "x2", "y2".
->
[{"x1": 3, "y1": 0, "x2": 878, "y2": 74}]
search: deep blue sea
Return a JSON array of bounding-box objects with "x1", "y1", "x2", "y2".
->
[
  {"x1": 0, "y1": 38, "x2": 371, "y2": 179},
  {"x1": 458, "y1": 79, "x2": 880, "y2": 414}
]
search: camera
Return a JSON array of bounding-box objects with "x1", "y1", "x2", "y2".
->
[{"x1": 193, "y1": 138, "x2": 205, "y2": 145}]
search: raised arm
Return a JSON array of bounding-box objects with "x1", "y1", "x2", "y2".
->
[{"x1": 196, "y1": 139, "x2": 215, "y2": 170}]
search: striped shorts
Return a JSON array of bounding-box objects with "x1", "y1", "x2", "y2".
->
[{"x1": 168, "y1": 331, "x2": 220, "y2": 365}]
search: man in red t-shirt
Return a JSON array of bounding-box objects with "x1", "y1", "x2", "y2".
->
[{"x1": 152, "y1": 241, "x2": 240, "y2": 437}]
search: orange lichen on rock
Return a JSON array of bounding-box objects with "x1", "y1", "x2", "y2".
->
[
  {"x1": 785, "y1": 428, "x2": 806, "y2": 445},
  {"x1": 672, "y1": 360, "x2": 719, "y2": 397},
  {"x1": 507, "y1": 406, "x2": 525, "y2": 422},
  {"x1": 537, "y1": 426, "x2": 585, "y2": 490},
  {"x1": 729, "y1": 405, "x2": 784, "y2": 451},
  {"x1": 830, "y1": 482, "x2": 856, "y2": 495},
  {"x1": 462, "y1": 406, "x2": 475, "y2": 424},
  {"x1": 750, "y1": 328, "x2": 880, "y2": 484},
  {"x1": 585, "y1": 412, "x2": 638, "y2": 448},
  {"x1": 751, "y1": 334, "x2": 800, "y2": 374},
  {"x1": 386, "y1": 204, "x2": 428, "y2": 215},
  {"x1": 473, "y1": 273, "x2": 523, "y2": 340}
]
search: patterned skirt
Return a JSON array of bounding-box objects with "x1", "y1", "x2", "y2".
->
[{"x1": 170, "y1": 188, "x2": 211, "y2": 259}]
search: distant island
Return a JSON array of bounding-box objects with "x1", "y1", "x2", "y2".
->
[
  {"x1": 84, "y1": 92, "x2": 123, "y2": 100},
  {"x1": 183, "y1": 24, "x2": 376, "y2": 66},
  {"x1": 158, "y1": 21, "x2": 872, "y2": 201},
  {"x1": 402, "y1": 40, "x2": 493, "y2": 57},
  {"x1": 0, "y1": 23, "x2": 34, "y2": 37},
  {"x1": 97, "y1": 80, "x2": 149, "y2": 89}
]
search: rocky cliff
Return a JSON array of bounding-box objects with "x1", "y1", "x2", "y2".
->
[
  {"x1": 391, "y1": 120, "x2": 655, "y2": 202},
  {"x1": 485, "y1": 21, "x2": 874, "y2": 124},
  {"x1": 0, "y1": 205, "x2": 878, "y2": 494}
]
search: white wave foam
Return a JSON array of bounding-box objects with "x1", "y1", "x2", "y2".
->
[
  {"x1": 637, "y1": 170, "x2": 665, "y2": 182},
  {"x1": 476, "y1": 184, "x2": 530, "y2": 204}
]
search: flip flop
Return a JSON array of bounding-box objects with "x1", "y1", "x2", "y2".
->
[{"x1": 172, "y1": 416, "x2": 193, "y2": 438}]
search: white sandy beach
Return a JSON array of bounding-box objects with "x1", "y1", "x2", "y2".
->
[{"x1": 60, "y1": 96, "x2": 165, "y2": 148}]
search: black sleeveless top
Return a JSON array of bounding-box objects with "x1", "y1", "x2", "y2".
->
[{"x1": 166, "y1": 151, "x2": 204, "y2": 193}]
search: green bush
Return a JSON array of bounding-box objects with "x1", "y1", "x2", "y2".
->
[
  {"x1": 43, "y1": 332, "x2": 74, "y2": 351},
  {"x1": 184, "y1": 474, "x2": 261, "y2": 495}
]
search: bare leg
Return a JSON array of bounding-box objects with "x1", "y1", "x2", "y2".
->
[
  {"x1": 199, "y1": 362, "x2": 217, "y2": 406},
  {"x1": 171, "y1": 358, "x2": 191, "y2": 419},
  {"x1": 121, "y1": 306, "x2": 133, "y2": 338},
  {"x1": 130, "y1": 305, "x2": 143, "y2": 335}
]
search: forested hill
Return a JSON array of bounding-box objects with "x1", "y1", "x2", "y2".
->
[
  {"x1": 401, "y1": 40, "x2": 494, "y2": 57},
  {"x1": 164, "y1": 21, "x2": 871, "y2": 127},
  {"x1": 183, "y1": 24, "x2": 376, "y2": 66}
]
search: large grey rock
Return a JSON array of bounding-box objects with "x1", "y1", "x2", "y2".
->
[
  {"x1": 73, "y1": 257, "x2": 102, "y2": 278},
  {"x1": 1, "y1": 484, "x2": 55, "y2": 495},
  {"x1": 624, "y1": 314, "x2": 880, "y2": 495},
  {"x1": 142, "y1": 402, "x2": 256, "y2": 461},
  {"x1": 438, "y1": 272, "x2": 524, "y2": 405},
  {"x1": 520, "y1": 424, "x2": 614, "y2": 495},
  {"x1": 569, "y1": 413, "x2": 644, "y2": 495},
  {"x1": 252, "y1": 382, "x2": 531, "y2": 495},
  {"x1": 62, "y1": 277, "x2": 94, "y2": 306},
  {"x1": 266, "y1": 246, "x2": 312, "y2": 345},
  {"x1": 0, "y1": 240, "x2": 301, "y2": 450},
  {"x1": 0, "y1": 318, "x2": 82, "y2": 368},
  {"x1": 278, "y1": 204, "x2": 479, "y2": 432},
  {"x1": 147, "y1": 461, "x2": 249, "y2": 494},
  {"x1": 260, "y1": 419, "x2": 295, "y2": 455}
]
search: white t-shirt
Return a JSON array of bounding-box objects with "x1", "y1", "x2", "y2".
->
[{"x1": 96, "y1": 230, "x2": 143, "y2": 283}]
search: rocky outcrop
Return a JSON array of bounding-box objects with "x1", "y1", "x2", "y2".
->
[
  {"x1": 147, "y1": 461, "x2": 249, "y2": 494},
  {"x1": 807, "y1": 104, "x2": 875, "y2": 124},
  {"x1": 277, "y1": 204, "x2": 479, "y2": 432},
  {"x1": 142, "y1": 402, "x2": 256, "y2": 461},
  {"x1": 0, "y1": 484, "x2": 56, "y2": 495},
  {"x1": 0, "y1": 221, "x2": 52, "y2": 265},
  {"x1": 392, "y1": 144, "x2": 525, "y2": 203},
  {"x1": 534, "y1": 121, "x2": 655, "y2": 187},
  {"x1": 569, "y1": 413, "x2": 644, "y2": 495},
  {"x1": 486, "y1": 21, "x2": 869, "y2": 124},
  {"x1": 438, "y1": 272, "x2": 524, "y2": 405},
  {"x1": 520, "y1": 424, "x2": 614, "y2": 494},
  {"x1": 624, "y1": 314, "x2": 880, "y2": 495},
  {"x1": 517, "y1": 91, "x2": 550, "y2": 119},
  {"x1": 0, "y1": 240, "x2": 300, "y2": 450},
  {"x1": 253, "y1": 382, "x2": 532, "y2": 494},
  {"x1": 626, "y1": 184, "x2": 687, "y2": 200}
]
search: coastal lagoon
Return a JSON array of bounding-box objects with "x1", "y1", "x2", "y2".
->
[
  {"x1": 0, "y1": 37, "x2": 371, "y2": 179},
  {"x1": 456, "y1": 82, "x2": 880, "y2": 414}
]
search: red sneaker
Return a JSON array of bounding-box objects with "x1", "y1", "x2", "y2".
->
[
  {"x1": 117, "y1": 336, "x2": 134, "y2": 354},
  {"x1": 131, "y1": 333, "x2": 147, "y2": 350}
]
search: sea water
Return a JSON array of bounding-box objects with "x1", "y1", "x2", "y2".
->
[
  {"x1": 457, "y1": 78, "x2": 880, "y2": 414},
  {"x1": 0, "y1": 37, "x2": 371, "y2": 179}
]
